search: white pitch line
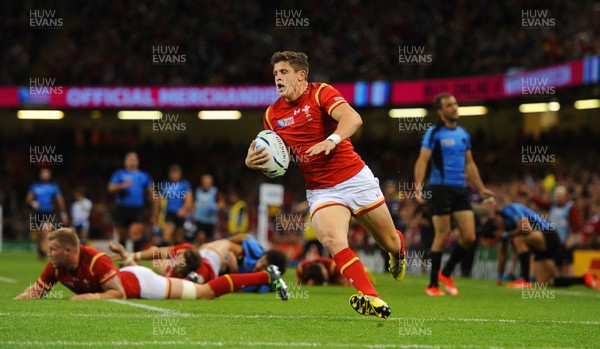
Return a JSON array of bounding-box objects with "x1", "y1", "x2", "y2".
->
[
  {"x1": 106, "y1": 299, "x2": 193, "y2": 317},
  {"x1": 0, "y1": 276, "x2": 17, "y2": 283},
  {"x1": 1, "y1": 312, "x2": 598, "y2": 326},
  {"x1": 0, "y1": 340, "x2": 484, "y2": 348},
  {"x1": 400, "y1": 278, "x2": 600, "y2": 299}
]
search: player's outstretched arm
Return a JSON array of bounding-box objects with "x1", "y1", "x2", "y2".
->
[
  {"x1": 70, "y1": 275, "x2": 126, "y2": 300},
  {"x1": 245, "y1": 140, "x2": 269, "y2": 170},
  {"x1": 13, "y1": 282, "x2": 49, "y2": 300},
  {"x1": 228, "y1": 233, "x2": 251, "y2": 244},
  {"x1": 306, "y1": 103, "x2": 362, "y2": 156}
]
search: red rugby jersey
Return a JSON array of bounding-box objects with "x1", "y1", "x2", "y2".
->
[
  {"x1": 163, "y1": 243, "x2": 216, "y2": 283},
  {"x1": 37, "y1": 245, "x2": 137, "y2": 296},
  {"x1": 264, "y1": 82, "x2": 365, "y2": 190}
]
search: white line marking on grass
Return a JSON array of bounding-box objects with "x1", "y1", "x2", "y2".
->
[
  {"x1": 429, "y1": 317, "x2": 600, "y2": 326},
  {"x1": 106, "y1": 299, "x2": 193, "y2": 316},
  {"x1": 0, "y1": 276, "x2": 17, "y2": 283},
  {"x1": 0, "y1": 340, "x2": 491, "y2": 348},
  {"x1": 401, "y1": 278, "x2": 600, "y2": 299},
  {"x1": 1, "y1": 312, "x2": 598, "y2": 326}
]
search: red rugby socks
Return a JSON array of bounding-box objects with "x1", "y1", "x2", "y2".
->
[
  {"x1": 333, "y1": 247, "x2": 379, "y2": 297},
  {"x1": 208, "y1": 272, "x2": 270, "y2": 297}
]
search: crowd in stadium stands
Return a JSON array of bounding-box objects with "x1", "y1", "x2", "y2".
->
[
  {"x1": 1, "y1": 127, "x2": 599, "y2": 263},
  {"x1": 2, "y1": 0, "x2": 599, "y2": 85}
]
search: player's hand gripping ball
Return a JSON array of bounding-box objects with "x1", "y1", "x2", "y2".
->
[{"x1": 254, "y1": 130, "x2": 290, "y2": 178}]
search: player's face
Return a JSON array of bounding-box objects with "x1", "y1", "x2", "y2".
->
[
  {"x1": 169, "y1": 169, "x2": 182, "y2": 182},
  {"x1": 273, "y1": 61, "x2": 306, "y2": 100},
  {"x1": 124, "y1": 153, "x2": 139, "y2": 170},
  {"x1": 438, "y1": 96, "x2": 459, "y2": 121},
  {"x1": 201, "y1": 175, "x2": 213, "y2": 189},
  {"x1": 555, "y1": 187, "x2": 567, "y2": 205},
  {"x1": 47, "y1": 240, "x2": 69, "y2": 268},
  {"x1": 39, "y1": 169, "x2": 51, "y2": 181}
]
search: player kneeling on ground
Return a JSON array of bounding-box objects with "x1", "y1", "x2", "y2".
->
[
  {"x1": 14, "y1": 228, "x2": 289, "y2": 301},
  {"x1": 484, "y1": 203, "x2": 597, "y2": 289}
]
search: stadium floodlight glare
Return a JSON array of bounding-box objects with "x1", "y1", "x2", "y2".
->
[
  {"x1": 198, "y1": 110, "x2": 242, "y2": 120},
  {"x1": 548, "y1": 102, "x2": 560, "y2": 112},
  {"x1": 388, "y1": 108, "x2": 428, "y2": 118},
  {"x1": 518, "y1": 102, "x2": 560, "y2": 113},
  {"x1": 17, "y1": 110, "x2": 64, "y2": 120},
  {"x1": 574, "y1": 99, "x2": 600, "y2": 110},
  {"x1": 117, "y1": 111, "x2": 162, "y2": 120},
  {"x1": 458, "y1": 106, "x2": 488, "y2": 116}
]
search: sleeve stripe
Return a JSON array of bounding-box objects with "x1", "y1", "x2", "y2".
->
[
  {"x1": 89, "y1": 252, "x2": 107, "y2": 277},
  {"x1": 327, "y1": 100, "x2": 347, "y2": 115},
  {"x1": 264, "y1": 106, "x2": 274, "y2": 130},
  {"x1": 315, "y1": 83, "x2": 330, "y2": 107},
  {"x1": 99, "y1": 270, "x2": 117, "y2": 284}
]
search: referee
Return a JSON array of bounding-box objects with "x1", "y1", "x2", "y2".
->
[{"x1": 414, "y1": 93, "x2": 494, "y2": 296}]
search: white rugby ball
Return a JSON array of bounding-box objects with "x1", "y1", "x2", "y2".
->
[{"x1": 254, "y1": 130, "x2": 290, "y2": 178}]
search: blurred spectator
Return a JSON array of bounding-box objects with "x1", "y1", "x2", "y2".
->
[
  {"x1": 227, "y1": 190, "x2": 249, "y2": 236},
  {"x1": 71, "y1": 187, "x2": 92, "y2": 245},
  {"x1": 529, "y1": 185, "x2": 583, "y2": 275},
  {"x1": 2, "y1": 1, "x2": 599, "y2": 85}
]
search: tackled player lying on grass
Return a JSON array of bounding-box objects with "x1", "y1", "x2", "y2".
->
[
  {"x1": 110, "y1": 234, "x2": 287, "y2": 292},
  {"x1": 14, "y1": 228, "x2": 289, "y2": 301}
]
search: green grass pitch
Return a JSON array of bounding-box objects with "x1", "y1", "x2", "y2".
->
[{"x1": 0, "y1": 251, "x2": 598, "y2": 348}]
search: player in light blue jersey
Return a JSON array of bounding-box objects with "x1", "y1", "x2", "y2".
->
[
  {"x1": 153, "y1": 164, "x2": 193, "y2": 245},
  {"x1": 26, "y1": 168, "x2": 69, "y2": 260},
  {"x1": 414, "y1": 93, "x2": 494, "y2": 296},
  {"x1": 108, "y1": 152, "x2": 154, "y2": 251},
  {"x1": 484, "y1": 202, "x2": 597, "y2": 290}
]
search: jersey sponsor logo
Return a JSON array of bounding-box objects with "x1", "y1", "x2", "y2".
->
[
  {"x1": 440, "y1": 138, "x2": 456, "y2": 147},
  {"x1": 277, "y1": 116, "x2": 295, "y2": 128}
]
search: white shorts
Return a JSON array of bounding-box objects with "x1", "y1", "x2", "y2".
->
[
  {"x1": 120, "y1": 265, "x2": 169, "y2": 300},
  {"x1": 200, "y1": 248, "x2": 222, "y2": 276},
  {"x1": 306, "y1": 165, "x2": 385, "y2": 218}
]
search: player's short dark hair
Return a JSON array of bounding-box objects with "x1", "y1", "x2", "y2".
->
[
  {"x1": 433, "y1": 92, "x2": 453, "y2": 111},
  {"x1": 168, "y1": 164, "x2": 182, "y2": 173},
  {"x1": 180, "y1": 248, "x2": 201, "y2": 276},
  {"x1": 270, "y1": 51, "x2": 309, "y2": 75},
  {"x1": 305, "y1": 262, "x2": 325, "y2": 285},
  {"x1": 265, "y1": 249, "x2": 287, "y2": 275}
]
